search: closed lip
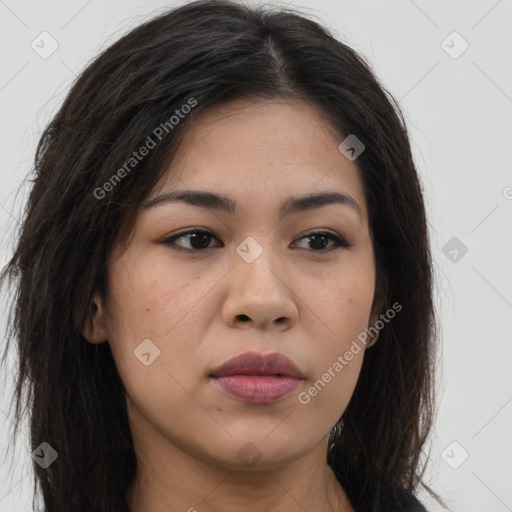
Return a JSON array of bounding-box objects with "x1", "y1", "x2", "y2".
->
[{"x1": 209, "y1": 351, "x2": 305, "y2": 379}]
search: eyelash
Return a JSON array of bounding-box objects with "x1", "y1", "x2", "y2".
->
[{"x1": 161, "y1": 228, "x2": 353, "y2": 253}]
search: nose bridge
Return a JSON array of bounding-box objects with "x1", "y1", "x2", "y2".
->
[
  {"x1": 222, "y1": 234, "x2": 298, "y2": 330},
  {"x1": 234, "y1": 235, "x2": 285, "y2": 297}
]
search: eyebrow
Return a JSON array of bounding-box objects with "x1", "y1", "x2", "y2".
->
[{"x1": 143, "y1": 189, "x2": 362, "y2": 222}]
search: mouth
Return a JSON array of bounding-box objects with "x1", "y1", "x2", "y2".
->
[
  {"x1": 209, "y1": 351, "x2": 305, "y2": 404},
  {"x1": 211, "y1": 375, "x2": 303, "y2": 404}
]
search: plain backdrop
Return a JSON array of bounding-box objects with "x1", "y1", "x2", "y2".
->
[{"x1": 1, "y1": 1, "x2": 511, "y2": 511}]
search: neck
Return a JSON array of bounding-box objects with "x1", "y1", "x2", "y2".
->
[{"x1": 126, "y1": 428, "x2": 353, "y2": 512}]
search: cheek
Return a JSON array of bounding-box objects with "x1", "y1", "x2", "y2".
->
[
  {"x1": 104, "y1": 255, "x2": 218, "y2": 376},
  {"x1": 297, "y1": 236, "x2": 376, "y2": 334},
  {"x1": 296, "y1": 264, "x2": 374, "y2": 414},
  {"x1": 104, "y1": 263, "x2": 210, "y2": 431},
  {"x1": 297, "y1": 352, "x2": 362, "y2": 436},
  {"x1": 309, "y1": 266, "x2": 375, "y2": 345},
  {"x1": 297, "y1": 286, "x2": 368, "y2": 426}
]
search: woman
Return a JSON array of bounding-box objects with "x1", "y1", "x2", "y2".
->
[{"x1": 0, "y1": 1, "x2": 445, "y2": 510}]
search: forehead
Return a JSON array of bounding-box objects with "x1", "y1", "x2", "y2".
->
[{"x1": 150, "y1": 98, "x2": 368, "y2": 222}]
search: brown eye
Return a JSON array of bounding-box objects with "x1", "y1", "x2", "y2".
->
[
  {"x1": 162, "y1": 229, "x2": 352, "y2": 253},
  {"x1": 293, "y1": 231, "x2": 352, "y2": 252},
  {"x1": 162, "y1": 230, "x2": 222, "y2": 251}
]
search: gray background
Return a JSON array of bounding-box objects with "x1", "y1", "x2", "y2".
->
[{"x1": 1, "y1": 1, "x2": 511, "y2": 511}]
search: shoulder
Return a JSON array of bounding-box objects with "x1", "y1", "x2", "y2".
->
[
  {"x1": 333, "y1": 467, "x2": 428, "y2": 512},
  {"x1": 374, "y1": 482, "x2": 427, "y2": 512},
  {"x1": 349, "y1": 481, "x2": 427, "y2": 512}
]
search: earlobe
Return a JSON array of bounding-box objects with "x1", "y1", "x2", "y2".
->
[
  {"x1": 365, "y1": 328, "x2": 380, "y2": 348},
  {"x1": 365, "y1": 310, "x2": 381, "y2": 349},
  {"x1": 82, "y1": 293, "x2": 108, "y2": 344}
]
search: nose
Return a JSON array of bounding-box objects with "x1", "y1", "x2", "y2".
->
[{"x1": 221, "y1": 244, "x2": 298, "y2": 332}]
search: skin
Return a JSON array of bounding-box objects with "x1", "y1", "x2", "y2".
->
[{"x1": 84, "y1": 97, "x2": 380, "y2": 512}]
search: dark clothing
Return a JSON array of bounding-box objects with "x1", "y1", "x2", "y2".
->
[{"x1": 332, "y1": 465, "x2": 428, "y2": 512}]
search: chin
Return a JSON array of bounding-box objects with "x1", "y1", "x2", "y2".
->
[{"x1": 210, "y1": 434, "x2": 310, "y2": 472}]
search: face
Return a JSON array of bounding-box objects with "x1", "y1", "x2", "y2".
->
[{"x1": 88, "y1": 98, "x2": 377, "y2": 471}]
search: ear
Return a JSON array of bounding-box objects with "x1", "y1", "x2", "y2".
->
[
  {"x1": 81, "y1": 292, "x2": 108, "y2": 344},
  {"x1": 365, "y1": 289, "x2": 386, "y2": 349},
  {"x1": 365, "y1": 268, "x2": 389, "y2": 349},
  {"x1": 365, "y1": 309, "x2": 381, "y2": 349}
]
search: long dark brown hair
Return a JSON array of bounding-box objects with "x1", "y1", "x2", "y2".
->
[{"x1": 1, "y1": 1, "x2": 443, "y2": 510}]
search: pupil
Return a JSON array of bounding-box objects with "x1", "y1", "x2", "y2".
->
[
  {"x1": 187, "y1": 233, "x2": 330, "y2": 250},
  {"x1": 191, "y1": 233, "x2": 210, "y2": 249},
  {"x1": 310, "y1": 235, "x2": 328, "y2": 250}
]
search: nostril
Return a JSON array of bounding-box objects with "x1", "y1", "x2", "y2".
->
[{"x1": 237, "y1": 314, "x2": 250, "y2": 322}]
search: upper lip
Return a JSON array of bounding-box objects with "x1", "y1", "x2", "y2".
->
[{"x1": 209, "y1": 351, "x2": 305, "y2": 379}]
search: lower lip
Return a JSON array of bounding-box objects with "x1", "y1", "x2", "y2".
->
[{"x1": 212, "y1": 375, "x2": 303, "y2": 403}]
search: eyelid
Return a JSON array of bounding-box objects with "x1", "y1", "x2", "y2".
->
[
  {"x1": 160, "y1": 227, "x2": 353, "y2": 252},
  {"x1": 293, "y1": 229, "x2": 353, "y2": 251},
  {"x1": 158, "y1": 227, "x2": 219, "y2": 248}
]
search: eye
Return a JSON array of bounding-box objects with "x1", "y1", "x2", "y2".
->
[
  {"x1": 292, "y1": 230, "x2": 352, "y2": 252},
  {"x1": 161, "y1": 229, "x2": 222, "y2": 252},
  {"x1": 161, "y1": 228, "x2": 352, "y2": 253}
]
